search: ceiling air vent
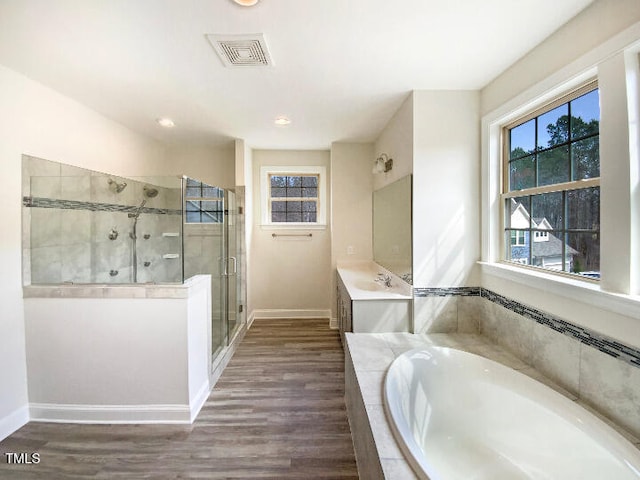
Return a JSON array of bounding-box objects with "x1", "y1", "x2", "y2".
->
[{"x1": 206, "y1": 33, "x2": 274, "y2": 67}]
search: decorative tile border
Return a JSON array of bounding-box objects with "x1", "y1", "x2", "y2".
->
[
  {"x1": 414, "y1": 286, "x2": 640, "y2": 369},
  {"x1": 414, "y1": 287, "x2": 481, "y2": 297},
  {"x1": 23, "y1": 196, "x2": 181, "y2": 216}
]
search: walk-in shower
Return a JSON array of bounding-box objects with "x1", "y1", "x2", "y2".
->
[
  {"x1": 22, "y1": 156, "x2": 247, "y2": 411},
  {"x1": 23, "y1": 157, "x2": 182, "y2": 284},
  {"x1": 22, "y1": 155, "x2": 245, "y2": 357}
]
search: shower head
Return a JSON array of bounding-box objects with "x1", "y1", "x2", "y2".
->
[
  {"x1": 108, "y1": 178, "x2": 127, "y2": 193},
  {"x1": 143, "y1": 186, "x2": 159, "y2": 198}
]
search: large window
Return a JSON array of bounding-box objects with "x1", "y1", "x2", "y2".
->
[{"x1": 503, "y1": 83, "x2": 600, "y2": 279}]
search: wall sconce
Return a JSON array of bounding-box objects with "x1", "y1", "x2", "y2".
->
[{"x1": 373, "y1": 153, "x2": 393, "y2": 174}]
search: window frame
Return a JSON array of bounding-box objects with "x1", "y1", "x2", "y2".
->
[
  {"x1": 260, "y1": 165, "x2": 327, "y2": 228},
  {"x1": 500, "y1": 80, "x2": 600, "y2": 280}
]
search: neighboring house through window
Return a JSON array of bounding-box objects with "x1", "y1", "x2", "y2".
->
[{"x1": 503, "y1": 82, "x2": 600, "y2": 278}]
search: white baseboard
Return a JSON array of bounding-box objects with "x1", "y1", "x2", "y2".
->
[
  {"x1": 252, "y1": 309, "x2": 331, "y2": 320},
  {"x1": 189, "y1": 380, "x2": 211, "y2": 423},
  {"x1": 329, "y1": 317, "x2": 338, "y2": 329},
  {"x1": 29, "y1": 403, "x2": 193, "y2": 424},
  {"x1": 0, "y1": 405, "x2": 29, "y2": 442}
]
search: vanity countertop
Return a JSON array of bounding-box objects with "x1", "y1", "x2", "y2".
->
[{"x1": 337, "y1": 262, "x2": 412, "y2": 301}]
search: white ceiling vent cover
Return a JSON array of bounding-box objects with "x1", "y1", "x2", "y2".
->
[{"x1": 207, "y1": 33, "x2": 274, "y2": 67}]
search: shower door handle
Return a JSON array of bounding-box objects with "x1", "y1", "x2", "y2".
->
[
  {"x1": 219, "y1": 256, "x2": 228, "y2": 276},
  {"x1": 218, "y1": 257, "x2": 236, "y2": 276}
]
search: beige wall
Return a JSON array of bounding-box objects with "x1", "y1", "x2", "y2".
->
[
  {"x1": 329, "y1": 142, "x2": 374, "y2": 319},
  {"x1": 330, "y1": 143, "x2": 374, "y2": 266},
  {"x1": 0, "y1": 64, "x2": 165, "y2": 439},
  {"x1": 249, "y1": 149, "x2": 332, "y2": 316}
]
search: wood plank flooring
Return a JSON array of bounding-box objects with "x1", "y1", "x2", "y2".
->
[{"x1": 0, "y1": 318, "x2": 359, "y2": 479}]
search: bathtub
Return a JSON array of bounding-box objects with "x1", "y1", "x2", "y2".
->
[{"x1": 384, "y1": 347, "x2": 640, "y2": 480}]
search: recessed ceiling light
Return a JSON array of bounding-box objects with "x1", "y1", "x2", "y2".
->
[
  {"x1": 233, "y1": 0, "x2": 259, "y2": 6},
  {"x1": 274, "y1": 116, "x2": 291, "y2": 126},
  {"x1": 156, "y1": 117, "x2": 175, "y2": 128}
]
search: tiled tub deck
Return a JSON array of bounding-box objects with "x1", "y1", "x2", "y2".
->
[{"x1": 344, "y1": 332, "x2": 640, "y2": 480}]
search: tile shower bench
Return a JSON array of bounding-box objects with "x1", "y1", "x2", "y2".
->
[{"x1": 344, "y1": 331, "x2": 640, "y2": 480}]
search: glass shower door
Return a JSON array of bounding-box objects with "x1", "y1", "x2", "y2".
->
[
  {"x1": 182, "y1": 177, "x2": 226, "y2": 359},
  {"x1": 182, "y1": 178, "x2": 241, "y2": 365},
  {"x1": 224, "y1": 190, "x2": 240, "y2": 343}
]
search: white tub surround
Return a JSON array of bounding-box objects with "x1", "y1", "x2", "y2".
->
[
  {"x1": 386, "y1": 347, "x2": 640, "y2": 480},
  {"x1": 23, "y1": 275, "x2": 212, "y2": 424},
  {"x1": 337, "y1": 263, "x2": 412, "y2": 335},
  {"x1": 345, "y1": 332, "x2": 640, "y2": 480}
]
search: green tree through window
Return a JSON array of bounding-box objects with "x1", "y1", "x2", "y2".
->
[{"x1": 504, "y1": 86, "x2": 600, "y2": 277}]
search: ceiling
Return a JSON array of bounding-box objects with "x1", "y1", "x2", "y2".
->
[{"x1": 0, "y1": 0, "x2": 594, "y2": 150}]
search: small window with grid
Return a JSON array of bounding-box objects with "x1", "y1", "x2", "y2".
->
[
  {"x1": 184, "y1": 178, "x2": 224, "y2": 224},
  {"x1": 269, "y1": 174, "x2": 319, "y2": 223}
]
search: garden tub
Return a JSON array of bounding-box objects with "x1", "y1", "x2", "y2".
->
[{"x1": 384, "y1": 347, "x2": 640, "y2": 479}]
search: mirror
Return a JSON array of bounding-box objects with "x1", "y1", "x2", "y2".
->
[{"x1": 373, "y1": 175, "x2": 412, "y2": 284}]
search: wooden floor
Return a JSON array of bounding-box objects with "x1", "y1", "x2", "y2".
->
[{"x1": 0, "y1": 318, "x2": 359, "y2": 479}]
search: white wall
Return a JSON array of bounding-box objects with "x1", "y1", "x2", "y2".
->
[
  {"x1": 249, "y1": 149, "x2": 332, "y2": 317},
  {"x1": 24, "y1": 277, "x2": 211, "y2": 423},
  {"x1": 373, "y1": 90, "x2": 480, "y2": 289},
  {"x1": 412, "y1": 91, "x2": 481, "y2": 288},
  {"x1": 373, "y1": 93, "x2": 414, "y2": 191},
  {"x1": 0, "y1": 64, "x2": 165, "y2": 439},
  {"x1": 480, "y1": 7, "x2": 640, "y2": 347},
  {"x1": 235, "y1": 140, "x2": 255, "y2": 318},
  {"x1": 165, "y1": 143, "x2": 235, "y2": 189},
  {"x1": 481, "y1": 0, "x2": 640, "y2": 117}
]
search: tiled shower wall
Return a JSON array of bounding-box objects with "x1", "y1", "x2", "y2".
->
[
  {"x1": 22, "y1": 155, "x2": 182, "y2": 284},
  {"x1": 414, "y1": 288, "x2": 640, "y2": 440}
]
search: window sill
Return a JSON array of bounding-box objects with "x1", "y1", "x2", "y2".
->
[
  {"x1": 260, "y1": 224, "x2": 327, "y2": 230},
  {"x1": 478, "y1": 261, "x2": 640, "y2": 320}
]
